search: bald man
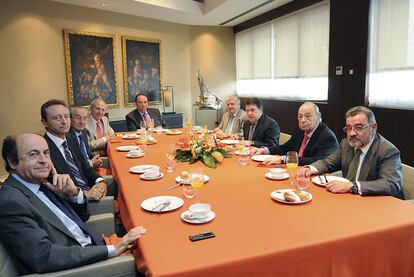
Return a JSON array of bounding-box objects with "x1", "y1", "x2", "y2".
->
[
  {"x1": 0, "y1": 133, "x2": 145, "y2": 274},
  {"x1": 86, "y1": 99, "x2": 115, "y2": 153},
  {"x1": 253, "y1": 102, "x2": 339, "y2": 166}
]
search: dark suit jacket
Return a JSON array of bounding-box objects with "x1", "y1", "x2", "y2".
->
[
  {"x1": 0, "y1": 175, "x2": 108, "y2": 274},
  {"x1": 68, "y1": 128, "x2": 94, "y2": 160},
  {"x1": 242, "y1": 113, "x2": 280, "y2": 148},
  {"x1": 311, "y1": 134, "x2": 403, "y2": 199},
  {"x1": 268, "y1": 122, "x2": 339, "y2": 165},
  {"x1": 45, "y1": 134, "x2": 101, "y2": 189},
  {"x1": 125, "y1": 108, "x2": 167, "y2": 131}
]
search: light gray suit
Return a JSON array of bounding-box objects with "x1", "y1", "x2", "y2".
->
[
  {"x1": 311, "y1": 134, "x2": 403, "y2": 199},
  {"x1": 86, "y1": 114, "x2": 115, "y2": 152},
  {"x1": 218, "y1": 109, "x2": 246, "y2": 136}
]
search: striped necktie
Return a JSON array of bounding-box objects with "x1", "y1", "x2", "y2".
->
[
  {"x1": 39, "y1": 186, "x2": 103, "y2": 246},
  {"x1": 347, "y1": 149, "x2": 363, "y2": 181},
  {"x1": 62, "y1": 141, "x2": 89, "y2": 191}
]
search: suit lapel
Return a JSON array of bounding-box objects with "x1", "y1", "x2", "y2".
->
[
  {"x1": 358, "y1": 135, "x2": 379, "y2": 180},
  {"x1": 45, "y1": 135, "x2": 73, "y2": 176},
  {"x1": 7, "y1": 176, "x2": 77, "y2": 240},
  {"x1": 303, "y1": 123, "x2": 322, "y2": 155},
  {"x1": 252, "y1": 114, "x2": 264, "y2": 140}
]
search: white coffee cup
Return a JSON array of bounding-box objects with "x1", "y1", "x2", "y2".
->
[
  {"x1": 188, "y1": 203, "x2": 211, "y2": 219},
  {"x1": 269, "y1": 168, "x2": 286, "y2": 178},
  {"x1": 129, "y1": 149, "x2": 142, "y2": 157},
  {"x1": 143, "y1": 168, "x2": 160, "y2": 178}
]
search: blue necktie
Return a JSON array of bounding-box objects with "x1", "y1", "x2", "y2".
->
[
  {"x1": 78, "y1": 134, "x2": 89, "y2": 162},
  {"x1": 39, "y1": 186, "x2": 103, "y2": 246},
  {"x1": 62, "y1": 141, "x2": 89, "y2": 191}
]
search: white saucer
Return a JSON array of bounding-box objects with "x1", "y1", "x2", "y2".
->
[
  {"x1": 181, "y1": 210, "x2": 216, "y2": 224},
  {"x1": 140, "y1": 173, "x2": 164, "y2": 180},
  {"x1": 265, "y1": 172, "x2": 290, "y2": 180},
  {"x1": 252, "y1": 155, "x2": 274, "y2": 162},
  {"x1": 126, "y1": 153, "x2": 145, "y2": 158},
  {"x1": 117, "y1": 145, "x2": 140, "y2": 152},
  {"x1": 175, "y1": 175, "x2": 209, "y2": 184},
  {"x1": 141, "y1": 196, "x2": 184, "y2": 212},
  {"x1": 220, "y1": 139, "x2": 239, "y2": 145},
  {"x1": 166, "y1": 130, "x2": 183, "y2": 135},
  {"x1": 129, "y1": 165, "x2": 160, "y2": 174},
  {"x1": 311, "y1": 175, "x2": 349, "y2": 187},
  {"x1": 122, "y1": 134, "x2": 139, "y2": 140}
]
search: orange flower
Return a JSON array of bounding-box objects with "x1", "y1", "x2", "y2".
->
[{"x1": 212, "y1": 151, "x2": 224, "y2": 162}]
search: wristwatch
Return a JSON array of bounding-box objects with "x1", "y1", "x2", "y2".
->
[{"x1": 350, "y1": 182, "x2": 358, "y2": 194}]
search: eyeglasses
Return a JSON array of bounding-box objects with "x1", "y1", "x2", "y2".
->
[
  {"x1": 22, "y1": 150, "x2": 51, "y2": 160},
  {"x1": 343, "y1": 123, "x2": 374, "y2": 133},
  {"x1": 72, "y1": 115, "x2": 88, "y2": 122}
]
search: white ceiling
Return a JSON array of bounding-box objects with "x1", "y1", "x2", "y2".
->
[{"x1": 50, "y1": 0, "x2": 292, "y2": 26}]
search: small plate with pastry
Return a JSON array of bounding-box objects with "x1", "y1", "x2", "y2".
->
[{"x1": 270, "y1": 189, "x2": 312, "y2": 204}]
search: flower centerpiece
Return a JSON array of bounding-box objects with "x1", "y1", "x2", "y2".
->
[{"x1": 175, "y1": 135, "x2": 232, "y2": 168}]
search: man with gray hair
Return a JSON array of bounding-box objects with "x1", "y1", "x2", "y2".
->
[
  {"x1": 86, "y1": 99, "x2": 115, "y2": 154},
  {"x1": 214, "y1": 95, "x2": 246, "y2": 137},
  {"x1": 297, "y1": 106, "x2": 403, "y2": 199},
  {"x1": 253, "y1": 102, "x2": 339, "y2": 165}
]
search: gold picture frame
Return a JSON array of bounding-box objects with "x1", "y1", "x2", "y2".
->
[
  {"x1": 122, "y1": 35, "x2": 162, "y2": 106},
  {"x1": 63, "y1": 29, "x2": 119, "y2": 108}
]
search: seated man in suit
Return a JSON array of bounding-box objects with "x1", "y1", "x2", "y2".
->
[
  {"x1": 69, "y1": 105, "x2": 102, "y2": 169},
  {"x1": 297, "y1": 106, "x2": 403, "y2": 199},
  {"x1": 86, "y1": 99, "x2": 115, "y2": 154},
  {"x1": 214, "y1": 95, "x2": 246, "y2": 137},
  {"x1": 0, "y1": 134, "x2": 145, "y2": 274},
  {"x1": 40, "y1": 99, "x2": 115, "y2": 201},
  {"x1": 126, "y1": 94, "x2": 166, "y2": 131},
  {"x1": 253, "y1": 102, "x2": 339, "y2": 166},
  {"x1": 239, "y1": 97, "x2": 280, "y2": 148}
]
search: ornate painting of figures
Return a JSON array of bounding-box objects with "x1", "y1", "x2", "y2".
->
[
  {"x1": 63, "y1": 30, "x2": 119, "y2": 107},
  {"x1": 122, "y1": 36, "x2": 162, "y2": 106}
]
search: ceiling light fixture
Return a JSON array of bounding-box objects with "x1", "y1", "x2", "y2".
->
[{"x1": 102, "y1": 2, "x2": 109, "y2": 7}]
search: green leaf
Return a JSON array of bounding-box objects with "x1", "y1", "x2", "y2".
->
[
  {"x1": 216, "y1": 148, "x2": 232, "y2": 158},
  {"x1": 203, "y1": 154, "x2": 217, "y2": 168}
]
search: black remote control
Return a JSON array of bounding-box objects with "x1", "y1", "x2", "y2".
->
[{"x1": 189, "y1": 231, "x2": 215, "y2": 242}]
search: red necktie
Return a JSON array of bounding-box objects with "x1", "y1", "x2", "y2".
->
[
  {"x1": 96, "y1": 121, "x2": 103, "y2": 138},
  {"x1": 298, "y1": 135, "x2": 309, "y2": 157}
]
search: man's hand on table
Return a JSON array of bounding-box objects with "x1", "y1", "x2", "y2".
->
[
  {"x1": 297, "y1": 167, "x2": 313, "y2": 178},
  {"x1": 84, "y1": 182, "x2": 107, "y2": 201},
  {"x1": 326, "y1": 181, "x2": 353, "y2": 194},
  {"x1": 262, "y1": 155, "x2": 282, "y2": 165},
  {"x1": 114, "y1": 226, "x2": 146, "y2": 256}
]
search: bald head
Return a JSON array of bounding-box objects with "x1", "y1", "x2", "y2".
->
[
  {"x1": 297, "y1": 102, "x2": 321, "y2": 134},
  {"x1": 2, "y1": 134, "x2": 52, "y2": 183}
]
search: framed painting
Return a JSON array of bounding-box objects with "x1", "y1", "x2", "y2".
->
[
  {"x1": 122, "y1": 35, "x2": 162, "y2": 106},
  {"x1": 63, "y1": 29, "x2": 119, "y2": 107}
]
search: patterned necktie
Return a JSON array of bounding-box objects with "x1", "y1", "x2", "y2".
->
[
  {"x1": 78, "y1": 134, "x2": 89, "y2": 161},
  {"x1": 62, "y1": 141, "x2": 89, "y2": 191},
  {"x1": 39, "y1": 186, "x2": 103, "y2": 246},
  {"x1": 144, "y1": 112, "x2": 154, "y2": 128},
  {"x1": 347, "y1": 149, "x2": 363, "y2": 181},
  {"x1": 298, "y1": 135, "x2": 310, "y2": 157},
  {"x1": 96, "y1": 121, "x2": 103, "y2": 138}
]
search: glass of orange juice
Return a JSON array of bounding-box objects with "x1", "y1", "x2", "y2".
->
[
  {"x1": 286, "y1": 151, "x2": 299, "y2": 186},
  {"x1": 190, "y1": 167, "x2": 204, "y2": 202}
]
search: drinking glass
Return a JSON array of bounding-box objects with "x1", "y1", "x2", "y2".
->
[
  {"x1": 165, "y1": 145, "x2": 176, "y2": 173},
  {"x1": 286, "y1": 151, "x2": 299, "y2": 186},
  {"x1": 190, "y1": 168, "x2": 204, "y2": 202},
  {"x1": 184, "y1": 117, "x2": 193, "y2": 135},
  {"x1": 182, "y1": 171, "x2": 195, "y2": 199},
  {"x1": 139, "y1": 121, "x2": 146, "y2": 131},
  {"x1": 238, "y1": 155, "x2": 249, "y2": 166},
  {"x1": 296, "y1": 175, "x2": 310, "y2": 191}
]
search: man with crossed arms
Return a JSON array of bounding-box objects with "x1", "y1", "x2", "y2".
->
[{"x1": 297, "y1": 106, "x2": 403, "y2": 198}]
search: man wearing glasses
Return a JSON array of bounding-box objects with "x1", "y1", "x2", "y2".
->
[{"x1": 297, "y1": 106, "x2": 403, "y2": 199}]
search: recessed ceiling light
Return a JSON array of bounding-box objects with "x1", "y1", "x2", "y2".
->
[{"x1": 102, "y1": 3, "x2": 109, "y2": 7}]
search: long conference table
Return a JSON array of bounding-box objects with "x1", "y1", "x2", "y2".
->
[{"x1": 108, "y1": 131, "x2": 414, "y2": 277}]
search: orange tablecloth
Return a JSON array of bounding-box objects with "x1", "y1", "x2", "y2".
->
[{"x1": 109, "y1": 132, "x2": 414, "y2": 277}]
